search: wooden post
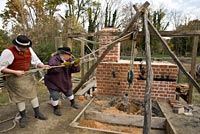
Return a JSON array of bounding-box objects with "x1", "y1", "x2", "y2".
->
[
  {"x1": 66, "y1": 20, "x2": 72, "y2": 49},
  {"x1": 188, "y1": 36, "x2": 199, "y2": 104},
  {"x1": 81, "y1": 40, "x2": 85, "y2": 78},
  {"x1": 177, "y1": 68, "x2": 181, "y2": 83},
  {"x1": 143, "y1": 10, "x2": 153, "y2": 134},
  {"x1": 147, "y1": 19, "x2": 200, "y2": 93},
  {"x1": 55, "y1": 37, "x2": 63, "y2": 50},
  {"x1": 86, "y1": 55, "x2": 90, "y2": 79}
]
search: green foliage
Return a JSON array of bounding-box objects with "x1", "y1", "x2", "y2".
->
[
  {"x1": 0, "y1": 30, "x2": 10, "y2": 53},
  {"x1": 192, "y1": 88, "x2": 200, "y2": 104},
  {"x1": 44, "y1": 0, "x2": 64, "y2": 15},
  {"x1": 170, "y1": 37, "x2": 192, "y2": 56},
  {"x1": 0, "y1": 89, "x2": 9, "y2": 105},
  {"x1": 170, "y1": 19, "x2": 200, "y2": 56},
  {"x1": 34, "y1": 41, "x2": 55, "y2": 63}
]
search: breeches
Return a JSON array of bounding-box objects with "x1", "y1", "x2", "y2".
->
[{"x1": 48, "y1": 88, "x2": 73, "y2": 101}]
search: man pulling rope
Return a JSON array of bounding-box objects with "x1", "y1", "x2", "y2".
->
[
  {"x1": 44, "y1": 46, "x2": 81, "y2": 116},
  {"x1": 0, "y1": 35, "x2": 51, "y2": 128}
]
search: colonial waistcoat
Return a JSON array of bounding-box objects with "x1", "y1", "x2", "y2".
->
[{"x1": 7, "y1": 46, "x2": 31, "y2": 71}]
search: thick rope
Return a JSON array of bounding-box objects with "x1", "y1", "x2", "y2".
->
[
  {"x1": 127, "y1": 31, "x2": 138, "y2": 87},
  {"x1": 0, "y1": 65, "x2": 66, "y2": 77},
  {"x1": 126, "y1": 26, "x2": 138, "y2": 105}
]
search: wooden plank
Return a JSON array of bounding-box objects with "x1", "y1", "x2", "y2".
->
[
  {"x1": 157, "y1": 101, "x2": 178, "y2": 134},
  {"x1": 71, "y1": 125, "x2": 123, "y2": 134},
  {"x1": 70, "y1": 97, "x2": 95, "y2": 126},
  {"x1": 75, "y1": 79, "x2": 96, "y2": 95},
  {"x1": 85, "y1": 111, "x2": 166, "y2": 129}
]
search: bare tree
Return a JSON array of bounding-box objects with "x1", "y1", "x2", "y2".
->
[{"x1": 169, "y1": 10, "x2": 184, "y2": 30}]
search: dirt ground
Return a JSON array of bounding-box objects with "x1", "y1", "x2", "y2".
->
[
  {"x1": 0, "y1": 82, "x2": 200, "y2": 134},
  {"x1": 158, "y1": 100, "x2": 200, "y2": 134},
  {"x1": 0, "y1": 89, "x2": 162, "y2": 134},
  {"x1": 0, "y1": 84, "x2": 107, "y2": 134}
]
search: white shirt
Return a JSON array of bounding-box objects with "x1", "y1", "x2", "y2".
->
[{"x1": 0, "y1": 46, "x2": 43, "y2": 71}]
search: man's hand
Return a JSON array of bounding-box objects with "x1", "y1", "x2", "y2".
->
[
  {"x1": 61, "y1": 62, "x2": 71, "y2": 67},
  {"x1": 73, "y1": 59, "x2": 80, "y2": 67},
  {"x1": 37, "y1": 63, "x2": 51, "y2": 70},
  {"x1": 42, "y1": 65, "x2": 51, "y2": 70},
  {"x1": 15, "y1": 70, "x2": 25, "y2": 77}
]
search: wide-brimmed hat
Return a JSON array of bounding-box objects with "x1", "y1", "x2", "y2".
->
[
  {"x1": 12, "y1": 35, "x2": 32, "y2": 47},
  {"x1": 57, "y1": 47, "x2": 71, "y2": 55}
]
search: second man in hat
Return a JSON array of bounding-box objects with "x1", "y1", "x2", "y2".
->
[{"x1": 44, "y1": 46, "x2": 80, "y2": 116}]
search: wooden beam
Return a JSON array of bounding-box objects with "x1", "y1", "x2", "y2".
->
[
  {"x1": 85, "y1": 111, "x2": 166, "y2": 129},
  {"x1": 68, "y1": 30, "x2": 200, "y2": 38},
  {"x1": 147, "y1": 19, "x2": 200, "y2": 93},
  {"x1": 68, "y1": 32, "x2": 95, "y2": 38},
  {"x1": 73, "y1": 37, "x2": 99, "y2": 45},
  {"x1": 158, "y1": 30, "x2": 200, "y2": 37},
  {"x1": 137, "y1": 30, "x2": 200, "y2": 37}
]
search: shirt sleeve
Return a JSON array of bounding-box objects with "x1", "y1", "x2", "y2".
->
[
  {"x1": 0, "y1": 49, "x2": 14, "y2": 72},
  {"x1": 29, "y1": 47, "x2": 44, "y2": 68}
]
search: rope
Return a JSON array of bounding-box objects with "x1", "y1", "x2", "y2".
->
[
  {"x1": 125, "y1": 27, "x2": 138, "y2": 105},
  {"x1": 0, "y1": 31, "x2": 134, "y2": 78},
  {"x1": 78, "y1": 31, "x2": 134, "y2": 61},
  {"x1": 74, "y1": 37, "x2": 99, "y2": 45},
  {"x1": 127, "y1": 32, "x2": 137, "y2": 88},
  {"x1": 0, "y1": 65, "x2": 66, "y2": 77},
  {"x1": 0, "y1": 113, "x2": 19, "y2": 133}
]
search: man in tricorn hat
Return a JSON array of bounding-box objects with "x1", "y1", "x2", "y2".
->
[
  {"x1": 0, "y1": 35, "x2": 51, "y2": 128},
  {"x1": 44, "y1": 46, "x2": 80, "y2": 116}
]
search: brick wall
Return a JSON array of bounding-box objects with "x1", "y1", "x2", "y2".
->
[
  {"x1": 96, "y1": 61, "x2": 178, "y2": 100},
  {"x1": 96, "y1": 28, "x2": 178, "y2": 101},
  {"x1": 98, "y1": 28, "x2": 120, "y2": 62}
]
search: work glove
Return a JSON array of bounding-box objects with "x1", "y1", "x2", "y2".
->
[
  {"x1": 73, "y1": 58, "x2": 80, "y2": 67},
  {"x1": 61, "y1": 61, "x2": 71, "y2": 66}
]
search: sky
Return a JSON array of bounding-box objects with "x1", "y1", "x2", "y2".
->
[{"x1": 0, "y1": 0, "x2": 200, "y2": 30}]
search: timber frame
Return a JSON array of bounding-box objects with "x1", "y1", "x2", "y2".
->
[{"x1": 65, "y1": 1, "x2": 200, "y2": 134}]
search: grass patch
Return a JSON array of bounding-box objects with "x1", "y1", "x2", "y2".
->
[
  {"x1": 36, "y1": 82, "x2": 49, "y2": 98},
  {"x1": 0, "y1": 88, "x2": 10, "y2": 105},
  {"x1": 192, "y1": 88, "x2": 200, "y2": 104}
]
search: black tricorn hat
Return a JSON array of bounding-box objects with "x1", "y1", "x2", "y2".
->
[
  {"x1": 12, "y1": 35, "x2": 32, "y2": 48},
  {"x1": 57, "y1": 47, "x2": 71, "y2": 55}
]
